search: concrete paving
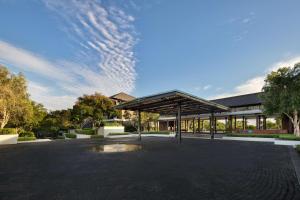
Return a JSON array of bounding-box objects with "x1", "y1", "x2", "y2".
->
[{"x1": 0, "y1": 138, "x2": 299, "y2": 200}]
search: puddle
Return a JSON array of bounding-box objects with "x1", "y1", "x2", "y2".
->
[{"x1": 90, "y1": 144, "x2": 142, "y2": 153}]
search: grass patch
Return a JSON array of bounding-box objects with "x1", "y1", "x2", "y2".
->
[
  {"x1": 65, "y1": 133, "x2": 76, "y2": 139},
  {"x1": 18, "y1": 137, "x2": 36, "y2": 141},
  {"x1": 278, "y1": 134, "x2": 300, "y2": 141},
  {"x1": 91, "y1": 135, "x2": 104, "y2": 139},
  {"x1": 296, "y1": 145, "x2": 300, "y2": 153}
]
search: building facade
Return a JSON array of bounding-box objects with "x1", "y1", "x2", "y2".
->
[{"x1": 159, "y1": 93, "x2": 293, "y2": 134}]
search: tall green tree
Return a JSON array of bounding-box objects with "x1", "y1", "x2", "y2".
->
[
  {"x1": 72, "y1": 93, "x2": 121, "y2": 125},
  {"x1": 260, "y1": 63, "x2": 300, "y2": 136},
  {"x1": 0, "y1": 66, "x2": 33, "y2": 129}
]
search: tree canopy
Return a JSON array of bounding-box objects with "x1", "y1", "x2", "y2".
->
[
  {"x1": 0, "y1": 66, "x2": 42, "y2": 129},
  {"x1": 260, "y1": 63, "x2": 300, "y2": 135},
  {"x1": 72, "y1": 93, "x2": 121, "y2": 126}
]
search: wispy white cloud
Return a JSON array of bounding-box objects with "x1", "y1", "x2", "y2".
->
[
  {"x1": 0, "y1": 0, "x2": 138, "y2": 110},
  {"x1": 194, "y1": 84, "x2": 212, "y2": 91},
  {"x1": 227, "y1": 12, "x2": 255, "y2": 42},
  {"x1": 210, "y1": 56, "x2": 300, "y2": 99},
  {"x1": 28, "y1": 81, "x2": 76, "y2": 110},
  {"x1": 203, "y1": 85, "x2": 212, "y2": 90},
  {"x1": 43, "y1": 0, "x2": 137, "y2": 93}
]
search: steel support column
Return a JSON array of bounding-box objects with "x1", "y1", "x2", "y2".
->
[
  {"x1": 137, "y1": 110, "x2": 141, "y2": 141},
  {"x1": 167, "y1": 120, "x2": 169, "y2": 131},
  {"x1": 198, "y1": 118, "x2": 200, "y2": 133},
  {"x1": 211, "y1": 113, "x2": 215, "y2": 139},
  {"x1": 193, "y1": 118, "x2": 195, "y2": 134},
  {"x1": 177, "y1": 104, "x2": 182, "y2": 143},
  {"x1": 228, "y1": 116, "x2": 233, "y2": 133}
]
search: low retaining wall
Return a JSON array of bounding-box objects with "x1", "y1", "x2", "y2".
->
[
  {"x1": 0, "y1": 134, "x2": 18, "y2": 145},
  {"x1": 97, "y1": 126, "x2": 124, "y2": 137},
  {"x1": 76, "y1": 133, "x2": 91, "y2": 139}
]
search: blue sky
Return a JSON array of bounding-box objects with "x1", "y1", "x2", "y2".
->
[{"x1": 1, "y1": 0, "x2": 300, "y2": 110}]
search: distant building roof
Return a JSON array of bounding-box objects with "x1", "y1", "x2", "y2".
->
[
  {"x1": 110, "y1": 92, "x2": 135, "y2": 102},
  {"x1": 211, "y1": 93, "x2": 262, "y2": 108}
]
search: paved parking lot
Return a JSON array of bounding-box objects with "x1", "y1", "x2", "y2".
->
[{"x1": 0, "y1": 137, "x2": 299, "y2": 200}]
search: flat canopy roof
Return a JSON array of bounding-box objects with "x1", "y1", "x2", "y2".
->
[{"x1": 114, "y1": 90, "x2": 229, "y2": 115}]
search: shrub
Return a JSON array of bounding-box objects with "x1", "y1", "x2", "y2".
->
[
  {"x1": 0, "y1": 128, "x2": 17, "y2": 135},
  {"x1": 18, "y1": 137, "x2": 36, "y2": 142},
  {"x1": 91, "y1": 135, "x2": 104, "y2": 139},
  {"x1": 35, "y1": 126, "x2": 59, "y2": 138},
  {"x1": 65, "y1": 133, "x2": 76, "y2": 139},
  {"x1": 124, "y1": 124, "x2": 137, "y2": 132},
  {"x1": 19, "y1": 130, "x2": 35, "y2": 137},
  {"x1": 75, "y1": 129, "x2": 95, "y2": 135}
]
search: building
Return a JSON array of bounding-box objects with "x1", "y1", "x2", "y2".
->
[
  {"x1": 158, "y1": 92, "x2": 292, "y2": 134},
  {"x1": 110, "y1": 92, "x2": 136, "y2": 120}
]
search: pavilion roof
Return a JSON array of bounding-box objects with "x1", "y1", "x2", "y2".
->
[{"x1": 114, "y1": 90, "x2": 229, "y2": 115}]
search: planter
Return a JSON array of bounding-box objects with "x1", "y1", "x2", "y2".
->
[
  {"x1": 97, "y1": 126, "x2": 124, "y2": 137},
  {"x1": 0, "y1": 134, "x2": 18, "y2": 145}
]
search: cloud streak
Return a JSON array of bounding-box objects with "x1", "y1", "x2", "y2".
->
[
  {"x1": 211, "y1": 56, "x2": 300, "y2": 99},
  {"x1": 0, "y1": 0, "x2": 138, "y2": 110}
]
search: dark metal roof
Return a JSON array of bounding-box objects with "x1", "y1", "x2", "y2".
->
[
  {"x1": 114, "y1": 90, "x2": 229, "y2": 115},
  {"x1": 110, "y1": 92, "x2": 135, "y2": 102},
  {"x1": 211, "y1": 92, "x2": 262, "y2": 108}
]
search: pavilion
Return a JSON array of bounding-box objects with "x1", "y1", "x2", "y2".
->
[{"x1": 114, "y1": 90, "x2": 229, "y2": 142}]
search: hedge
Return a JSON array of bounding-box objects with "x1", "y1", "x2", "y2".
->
[
  {"x1": 65, "y1": 133, "x2": 77, "y2": 139},
  {"x1": 75, "y1": 129, "x2": 95, "y2": 135},
  {"x1": 19, "y1": 131, "x2": 35, "y2": 137},
  {"x1": 109, "y1": 132, "x2": 130, "y2": 136},
  {"x1": 18, "y1": 137, "x2": 36, "y2": 142},
  {"x1": 102, "y1": 122, "x2": 122, "y2": 127},
  {"x1": 91, "y1": 135, "x2": 104, "y2": 139},
  {"x1": 0, "y1": 128, "x2": 17, "y2": 135},
  {"x1": 278, "y1": 134, "x2": 300, "y2": 141}
]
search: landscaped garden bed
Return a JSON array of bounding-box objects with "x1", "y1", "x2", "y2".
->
[{"x1": 225, "y1": 133, "x2": 300, "y2": 141}]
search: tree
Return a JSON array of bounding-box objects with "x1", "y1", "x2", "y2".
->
[
  {"x1": 0, "y1": 66, "x2": 33, "y2": 129},
  {"x1": 260, "y1": 63, "x2": 300, "y2": 136},
  {"x1": 72, "y1": 93, "x2": 121, "y2": 126}
]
